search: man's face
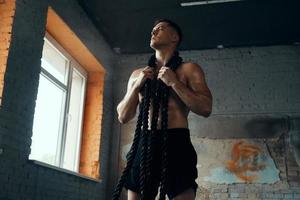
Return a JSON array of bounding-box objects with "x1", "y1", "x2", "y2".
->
[{"x1": 150, "y1": 22, "x2": 178, "y2": 49}]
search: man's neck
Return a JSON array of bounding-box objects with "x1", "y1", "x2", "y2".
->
[{"x1": 155, "y1": 47, "x2": 176, "y2": 67}]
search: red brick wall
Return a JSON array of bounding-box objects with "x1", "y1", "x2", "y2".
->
[
  {"x1": 0, "y1": 0, "x2": 16, "y2": 105},
  {"x1": 80, "y1": 72, "x2": 104, "y2": 179}
]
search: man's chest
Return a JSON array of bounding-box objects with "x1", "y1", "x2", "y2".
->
[{"x1": 139, "y1": 67, "x2": 188, "y2": 102}]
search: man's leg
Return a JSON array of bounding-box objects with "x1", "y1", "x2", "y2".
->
[
  {"x1": 128, "y1": 189, "x2": 139, "y2": 200},
  {"x1": 173, "y1": 188, "x2": 195, "y2": 200}
]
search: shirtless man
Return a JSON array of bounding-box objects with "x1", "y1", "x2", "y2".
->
[{"x1": 117, "y1": 19, "x2": 213, "y2": 200}]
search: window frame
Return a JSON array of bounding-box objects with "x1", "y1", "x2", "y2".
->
[{"x1": 30, "y1": 32, "x2": 88, "y2": 172}]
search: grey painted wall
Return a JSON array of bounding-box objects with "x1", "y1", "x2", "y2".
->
[
  {"x1": 115, "y1": 45, "x2": 300, "y2": 199},
  {"x1": 0, "y1": 0, "x2": 117, "y2": 199}
]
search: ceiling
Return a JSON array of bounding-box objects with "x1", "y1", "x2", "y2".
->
[{"x1": 78, "y1": 0, "x2": 300, "y2": 54}]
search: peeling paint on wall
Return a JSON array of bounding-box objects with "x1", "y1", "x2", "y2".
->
[
  {"x1": 225, "y1": 141, "x2": 266, "y2": 182},
  {"x1": 193, "y1": 139, "x2": 280, "y2": 184}
]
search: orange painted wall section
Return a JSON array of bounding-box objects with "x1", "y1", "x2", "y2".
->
[
  {"x1": 80, "y1": 72, "x2": 104, "y2": 179},
  {"x1": 0, "y1": 0, "x2": 16, "y2": 105},
  {"x1": 46, "y1": 7, "x2": 105, "y2": 73}
]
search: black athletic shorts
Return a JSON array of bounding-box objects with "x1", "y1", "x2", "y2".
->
[{"x1": 124, "y1": 128, "x2": 198, "y2": 199}]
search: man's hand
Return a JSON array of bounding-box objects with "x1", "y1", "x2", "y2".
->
[
  {"x1": 157, "y1": 66, "x2": 179, "y2": 87},
  {"x1": 133, "y1": 66, "x2": 154, "y2": 90}
]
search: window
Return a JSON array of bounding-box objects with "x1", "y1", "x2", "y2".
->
[{"x1": 29, "y1": 32, "x2": 87, "y2": 172}]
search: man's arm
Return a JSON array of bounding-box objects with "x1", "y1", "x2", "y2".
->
[
  {"x1": 171, "y1": 63, "x2": 212, "y2": 117},
  {"x1": 117, "y1": 66, "x2": 155, "y2": 123},
  {"x1": 117, "y1": 70, "x2": 140, "y2": 124}
]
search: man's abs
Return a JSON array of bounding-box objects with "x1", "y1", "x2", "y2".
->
[{"x1": 145, "y1": 94, "x2": 189, "y2": 129}]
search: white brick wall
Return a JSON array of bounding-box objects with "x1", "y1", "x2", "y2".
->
[{"x1": 115, "y1": 45, "x2": 300, "y2": 200}]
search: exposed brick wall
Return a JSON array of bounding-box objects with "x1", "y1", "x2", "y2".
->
[
  {"x1": 115, "y1": 45, "x2": 300, "y2": 199},
  {"x1": 0, "y1": 0, "x2": 16, "y2": 106},
  {"x1": 0, "y1": 0, "x2": 116, "y2": 200},
  {"x1": 80, "y1": 72, "x2": 104, "y2": 179},
  {"x1": 201, "y1": 135, "x2": 300, "y2": 200}
]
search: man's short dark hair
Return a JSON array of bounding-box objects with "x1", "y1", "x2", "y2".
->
[{"x1": 154, "y1": 19, "x2": 183, "y2": 46}]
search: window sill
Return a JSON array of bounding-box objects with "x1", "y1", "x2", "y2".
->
[{"x1": 28, "y1": 159, "x2": 101, "y2": 183}]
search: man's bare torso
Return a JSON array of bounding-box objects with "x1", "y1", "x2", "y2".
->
[{"x1": 136, "y1": 63, "x2": 190, "y2": 129}]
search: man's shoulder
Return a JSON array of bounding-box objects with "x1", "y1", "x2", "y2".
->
[
  {"x1": 181, "y1": 62, "x2": 204, "y2": 74},
  {"x1": 181, "y1": 62, "x2": 201, "y2": 68},
  {"x1": 131, "y1": 66, "x2": 144, "y2": 76}
]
